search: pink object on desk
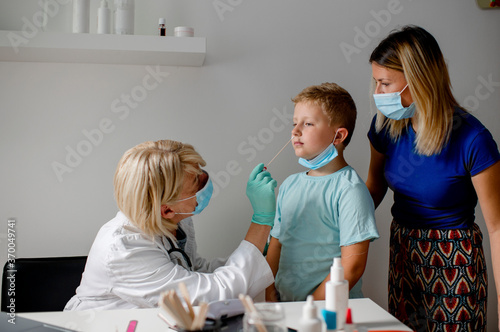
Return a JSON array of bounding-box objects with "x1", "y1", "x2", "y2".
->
[{"x1": 126, "y1": 320, "x2": 138, "y2": 332}]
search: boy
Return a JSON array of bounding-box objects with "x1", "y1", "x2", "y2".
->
[{"x1": 266, "y1": 83, "x2": 379, "y2": 301}]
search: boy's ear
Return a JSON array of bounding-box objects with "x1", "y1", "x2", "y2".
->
[{"x1": 334, "y1": 128, "x2": 349, "y2": 145}]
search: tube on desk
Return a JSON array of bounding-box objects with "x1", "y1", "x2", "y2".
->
[
  {"x1": 325, "y1": 257, "x2": 349, "y2": 330},
  {"x1": 298, "y1": 295, "x2": 321, "y2": 332}
]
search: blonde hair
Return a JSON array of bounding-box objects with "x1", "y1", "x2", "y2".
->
[
  {"x1": 113, "y1": 140, "x2": 206, "y2": 238},
  {"x1": 370, "y1": 25, "x2": 461, "y2": 156},
  {"x1": 292, "y1": 82, "x2": 357, "y2": 147}
]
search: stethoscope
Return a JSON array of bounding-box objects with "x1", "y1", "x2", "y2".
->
[{"x1": 164, "y1": 236, "x2": 193, "y2": 270}]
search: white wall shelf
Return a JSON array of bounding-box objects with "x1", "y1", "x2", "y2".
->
[{"x1": 0, "y1": 31, "x2": 206, "y2": 66}]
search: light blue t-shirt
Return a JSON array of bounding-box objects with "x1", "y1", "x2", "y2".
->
[{"x1": 270, "y1": 166, "x2": 379, "y2": 301}]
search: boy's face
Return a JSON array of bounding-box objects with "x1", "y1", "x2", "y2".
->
[{"x1": 292, "y1": 101, "x2": 337, "y2": 160}]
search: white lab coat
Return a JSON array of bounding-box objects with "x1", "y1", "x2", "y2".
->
[{"x1": 65, "y1": 211, "x2": 273, "y2": 310}]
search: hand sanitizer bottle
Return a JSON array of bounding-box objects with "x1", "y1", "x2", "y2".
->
[
  {"x1": 298, "y1": 295, "x2": 321, "y2": 332},
  {"x1": 325, "y1": 257, "x2": 349, "y2": 330}
]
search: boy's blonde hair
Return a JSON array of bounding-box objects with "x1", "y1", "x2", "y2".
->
[
  {"x1": 370, "y1": 25, "x2": 460, "y2": 156},
  {"x1": 114, "y1": 140, "x2": 206, "y2": 238},
  {"x1": 292, "y1": 82, "x2": 357, "y2": 147}
]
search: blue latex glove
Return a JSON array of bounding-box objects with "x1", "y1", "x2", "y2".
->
[{"x1": 246, "y1": 163, "x2": 278, "y2": 226}]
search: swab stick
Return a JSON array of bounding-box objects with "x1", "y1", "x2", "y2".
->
[{"x1": 264, "y1": 137, "x2": 293, "y2": 170}]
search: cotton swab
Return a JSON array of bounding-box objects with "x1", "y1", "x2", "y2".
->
[
  {"x1": 169, "y1": 291, "x2": 193, "y2": 329},
  {"x1": 238, "y1": 294, "x2": 268, "y2": 332},
  {"x1": 191, "y1": 302, "x2": 209, "y2": 330},
  {"x1": 178, "y1": 282, "x2": 196, "y2": 321},
  {"x1": 159, "y1": 291, "x2": 187, "y2": 329},
  {"x1": 159, "y1": 287, "x2": 209, "y2": 331},
  {"x1": 264, "y1": 137, "x2": 293, "y2": 170},
  {"x1": 245, "y1": 295, "x2": 268, "y2": 332},
  {"x1": 244, "y1": 295, "x2": 260, "y2": 316},
  {"x1": 239, "y1": 294, "x2": 252, "y2": 312}
]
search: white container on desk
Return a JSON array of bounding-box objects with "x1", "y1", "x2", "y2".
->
[{"x1": 325, "y1": 257, "x2": 349, "y2": 330}]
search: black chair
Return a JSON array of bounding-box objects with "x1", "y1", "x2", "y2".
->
[{"x1": 1, "y1": 256, "x2": 87, "y2": 313}]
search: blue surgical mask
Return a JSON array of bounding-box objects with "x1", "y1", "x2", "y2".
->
[
  {"x1": 176, "y1": 177, "x2": 213, "y2": 215},
  {"x1": 298, "y1": 130, "x2": 339, "y2": 170},
  {"x1": 373, "y1": 84, "x2": 416, "y2": 120}
]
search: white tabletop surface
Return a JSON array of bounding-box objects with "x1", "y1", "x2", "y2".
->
[{"x1": 19, "y1": 298, "x2": 412, "y2": 332}]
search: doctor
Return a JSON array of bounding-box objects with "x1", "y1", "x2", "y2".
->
[{"x1": 65, "y1": 140, "x2": 277, "y2": 310}]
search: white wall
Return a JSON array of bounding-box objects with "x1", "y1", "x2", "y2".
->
[{"x1": 1, "y1": 0, "x2": 499, "y2": 329}]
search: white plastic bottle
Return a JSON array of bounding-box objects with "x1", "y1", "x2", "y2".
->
[
  {"x1": 298, "y1": 295, "x2": 322, "y2": 332},
  {"x1": 97, "y1": 0, "x2": 111, "y2": 34},
  {"x1": 325, "y1": 257, "x2": 349, "y2": 330},
  {"x1": 72, "y1": 0, "x2": 90, "y2": 33},
  {"x1": 114, "y1": 0, "x2": 135, "y2": 35}
]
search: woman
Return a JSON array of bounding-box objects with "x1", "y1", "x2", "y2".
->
[
  {"x1": 366, "y1": 25, "x2": 500, "y2": 331},
  {"x1": 65, "y1": 140, "x2": 277, "y2": 310}
]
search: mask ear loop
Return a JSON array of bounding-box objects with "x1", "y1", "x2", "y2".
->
[
  {"x1": 398, "y1": 83, "x2": 409, "y2": 95},
  {"x1": 332, "y1": 129, "x2": 340, "y2": 146},
  {"x1": 177, "y1": 171, "x2": 209, "y2": 202},
  {"x1": 264, "y1": 136, "x2": 294, "y2": 170}
]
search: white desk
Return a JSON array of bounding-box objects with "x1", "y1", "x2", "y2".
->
[{"x1": 19, "y1": 298, "x2": 412, "y2": 332}]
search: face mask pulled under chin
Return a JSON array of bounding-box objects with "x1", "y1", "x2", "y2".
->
[
  {"x1": 175, "y1": 178, "x2": 213, "y2": 215},
  {"x1": 298, "y1": 130, "x2": 339, "y2": 170},
  {"x1": 373, "y1": 84, "x2": 416, "y2": 120}
]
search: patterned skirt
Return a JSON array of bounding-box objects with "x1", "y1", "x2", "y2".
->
[{"x1": 388, "y1": 220, "x2": 487, "y2": 332}]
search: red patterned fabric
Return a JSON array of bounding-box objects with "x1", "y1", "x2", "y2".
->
[{"x1": 388, "y1": 221, "x2": 487, "y2": 332}]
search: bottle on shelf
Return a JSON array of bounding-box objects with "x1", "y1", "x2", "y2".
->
[
  {"x1": 97, "y1": 0, "x2": 111, "y2": 34},
  {"x1": 72, "y1": 0, "x2": 90, "y2": 33},
  {"x1": 158, "y1": 18, "x2": 166, "y2": 36},
  {"x1": 114, "y1": 0, "x2": 135, "y2": 35}
]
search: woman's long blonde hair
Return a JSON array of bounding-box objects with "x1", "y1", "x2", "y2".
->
[
  {"x1": 114, "y1": 140, "x2": 206, "y2": 238},
  {"x1": 370, "y1": 25, "x2": 461, "y2": 156}
]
